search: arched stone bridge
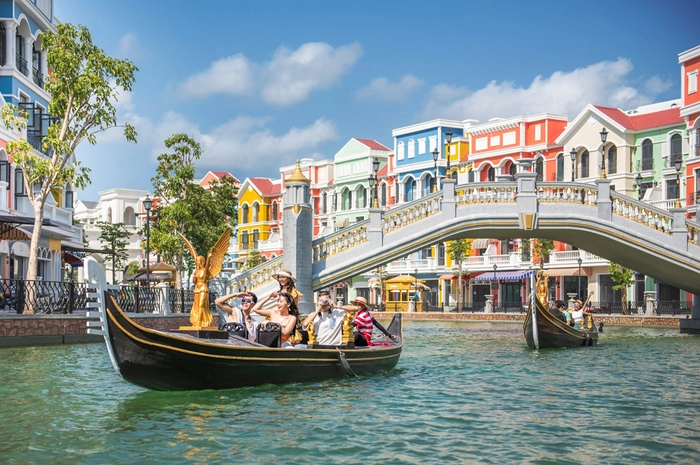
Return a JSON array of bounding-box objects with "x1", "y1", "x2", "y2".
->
[{"x1": 232, "y1": 173, "x2": 700, "y2": 297}]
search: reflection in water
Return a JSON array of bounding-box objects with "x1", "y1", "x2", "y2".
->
[{"x1": 1, "y1": 322, "x2": 699, "y2": 464}]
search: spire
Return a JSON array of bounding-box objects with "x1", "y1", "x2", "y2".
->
[{"x1": 286, "y1": 161, "x2": 310, "y2": 184}]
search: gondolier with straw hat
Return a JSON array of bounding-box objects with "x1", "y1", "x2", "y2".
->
[
  {"x1": 273, "y1": 268, "x2": 303, "y2": 305},
  {"x1": 339, "y1": 296, "x2": 396, "y2": 346}
]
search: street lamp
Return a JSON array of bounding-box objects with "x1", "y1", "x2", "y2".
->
[
  {"x1": 445, "y1": 129, "x2": 453, "y2": 179},
  {"x1": 635, "y1": 172, "x2": 643, "y2": 201},
  {"x1": 432, "y1": 148, "x2": 439, "y2": 192},
  {"x1": 599, "y1": 127, "x2": 608, "y2": 179},
  {"x1": 492, "y1": 263, "x2": 498, "y2": 308},
  {"x1": 577, "y1": 257, "x2": 582, "y2": 299},
  {"x1": 143, "y1": 195, "x2": 153, "y2": 286},
  {"x1": 368, "y1": 172, "x2": 376, "y2": 208},
  {"x1": 674, "y1": 157, "x2": 682, "y2": 209},
  {"x1": 569, "y1": 148, "x2": 577, "y2": 182},
  {"x1": 414, "y1": 268, "x2": 418, "y2": 306},
  {"x1": 372, "y1": 157, "x2": 380, "y2": 208}
]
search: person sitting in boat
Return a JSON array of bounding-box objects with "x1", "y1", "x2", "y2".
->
[
  {"x1": 572, "y1": 292, "x2": 594, "y2": 329},
  {"x1": 302, "y1": 290, "x2": 346, "y2": 345},
  {"x1": 273, "y1": 269, "x2": 303, "y2": 305},
  {"x1": 341, "y1": 296, "x2": 395, "y2": 346},
  {"x1": 251, "y1": 291, "x2": 300, "y2": 348},
  {"x1": 550, "y1": 300, "x2": 567, "y2": 323},
  {"x1": 214, "y1": 291, "x2": 259, "y2": 342}
]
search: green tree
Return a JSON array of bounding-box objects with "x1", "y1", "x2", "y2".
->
[
  {"x1": 96, "y1": 221, "x2": 132, "y2": 284},
  {"x1": 532, "y1": 239, "x2": 555, "y2": 268},
  {"x1": 124, "y1": 261, "x2": 140, "y2": 280},
  {"x1": 243, "y1": 250, "x2": 264, "y2": 271},
  {"x1": 1, "y1": 23, "x2": 137, "y2": 312},
  {"x1": 608, "y1": 262, "x2": 635, "y2": 315},
  {"x1": 447, "y1": 239, "x2": 472, "y2": 312},
  {"x1": 149, "y1": 134, "x2": 237, "y2": 288}
]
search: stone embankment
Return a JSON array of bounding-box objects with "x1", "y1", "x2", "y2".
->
[{"x1": 0, "y1": 312, "x2": 682, "y2": 347}]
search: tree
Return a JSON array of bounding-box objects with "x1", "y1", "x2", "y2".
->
[
  {"x1": 96, "y1": 221, "x2": 132, "y2": 284},
  {"x1": 1, "y1": 23, "x2": 137, "y2": 312},
  {"x1": 149, "y1": 134, "x2": 237, "y2": 288},
  {"x1": 608, "y1": 262, "x2": 635, "y2": 315},
  {"x1": 532, "y1": 239, "x2": 555, "y2": 268},
  {"x1": 124, "y1": 261, "x2": 140, "y2": 280},
  {"x1": 243, "y1": 250, "x2": 264, "y2": 271},
  {"x1": 447, "y1": 239, "x2": 472, "y2": 312}
]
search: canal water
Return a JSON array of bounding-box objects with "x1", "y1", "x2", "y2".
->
[{"x1": 1, "y1": 320, "x2": 699, "y2": 464}]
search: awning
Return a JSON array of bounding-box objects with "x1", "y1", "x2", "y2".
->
[
  {"x1": 545, "y1": 268, "x2": 585, "y2": 276},
  {"x1": 474, "y1": 270, "x2": 535, "y2": 281},
  {"x1": 63, "y1": 251, "x2": 84, "y2": 267},
  {"x1": 440, "y1": 274, "x2": 470, "y2": 280},
  {"x1": 473, "y1": 238, "x2": 491, "y2": 249}
]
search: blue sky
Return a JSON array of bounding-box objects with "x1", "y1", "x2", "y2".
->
[{"x1": 54, "y1": 0, "x2": 700, "y2": 201}]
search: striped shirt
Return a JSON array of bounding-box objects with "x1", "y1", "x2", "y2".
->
[{"x1": 353, "y1": 309, "x2": 374, "y2": 340}]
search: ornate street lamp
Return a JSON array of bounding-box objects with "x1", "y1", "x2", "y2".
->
[
  {"x1": 569, "y1": 148, "x2": 577, "y2": 182},
  {"x1": 674, "y1": 157, "x2": 682, "y2": 209},
  {"x1": 372, "y1": 157, "x2": 380, "y2": 208},
  {"x1": 599, "y1": 127, "x2": 608, "y2": 179},
  {"x1": 368, "y1": 172, "x2": 375, "y2": 207},
  {"x1": 577, "y1": 257, "x2": 582, "y2": 299},
  {"x1": 432, "y1": 148, "x2": 439, "y2": 192},
  {"x1": 143, "y1": 195, "x2": 153, "y2": 286},
  {"x1": 635, "y1": 172, "x2": 643, "y2": 201},
  {"x1": 492, "y1": 263, "x2": 498, "y2": 305},
  {"x1": 445, "y1": 129, "x2": 453, "y2": 179}
]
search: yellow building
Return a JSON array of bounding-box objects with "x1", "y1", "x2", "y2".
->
[
  {"x1": 236, "y1": 177, "x2": 282, "y2": 261},
  {"x1": 384, "y1": 274, "x2": 427, "y2": 312}
]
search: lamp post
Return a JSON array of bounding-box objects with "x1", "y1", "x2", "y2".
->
[
  {"x1": 432, "y1": 148, "x2": 439, "y2": 192},
  {"x1": 143, "y1": 195, "x2": 153, "y2": 286},
  {"x1": 599, "y1": 127, "x2": 608, "y2": 179},
  {"x1": 569, "y1": 148, "x2": 577, "y2": 182},
  {"x1": 674, "y1": 157, "x2": 682, "y2": 209},
  {"x1": 9, "y1": 250, "x2": 14, "y2": 279},
  {"x1": 445, "y1": 129, "x2": 453, "y2": 179},
  {"x1": 414, "y1": 268, "x2": 418, "y2": 308},
  {"x1": 577, "y1": 257, "x2": 582, "y2": 299},
  {"x1": 368, "y1": 172, "x2": 376, "y2": 208},
  {"x1": 492, "y1": 263, "x2": 498, "y2": 307},
  {"x1": 635, "y1": 172, "x2": 643, "y2": 201},
  {"x1": 372, "y1": 157, "x2": 380, "y2": 208}
]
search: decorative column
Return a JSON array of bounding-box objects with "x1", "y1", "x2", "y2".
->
[
  {"x1": 22, "y1": 35, "x2": 31, "y2": 76},
  {"x1": 5, "y1": 21, "x2": 15, "y2": 68},
  {"x1": 282, "y1": 161, "x2": 313, "y2": 314}
]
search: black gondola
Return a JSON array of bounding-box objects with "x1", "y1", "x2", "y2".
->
[
  {"x1": 85, "y1": 259, "x2": 402, "y2": 391},
  {"x1": 523, "y1": 270, "x2": 598, "y2": 349}
]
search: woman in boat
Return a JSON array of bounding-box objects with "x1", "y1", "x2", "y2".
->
[
  {"x1": 273, "y1": 269, "x2": 303, "y2": 305},
  {"x1": 341, "y1": 296, "x2": 395, "y2": 346},
  {"x1": 572, "y1": 292, "x2": 594, "y2": 329},
  {"x1": 251, "y1": 291, "x2": 299, "y2": 347}
]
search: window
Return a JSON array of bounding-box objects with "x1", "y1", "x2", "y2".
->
[
  {"x1": 380, "y1": 183, "x2": 387, "y2": 207},
  {"x1": 404, "y1": 178, "x2": 416, "y2": 202},
  {"x1": 418, "y1": 138, "x2": 426, "y2": 154},
  {"x1": 666, "y1": 177, "x2": 679, "y2": 201},
  {"x1": 437, "y1": 243, "x2": 445, "y2": 266},
  {"x1": 487, "y1": 166, "x2": 495, "y2": 182},
  {"x1": 688, "y1": 71, "x2": 698, "y2": 94},
  {"x1": 407, "y1": 139, "x2": 415, "y2": 159},
  {"x1": 271, "y1": 201, "x2": 278, "y2": 220},
  {"x1": 607, "y1": 145, "x2": 617, "y2": 175},
  {"x1": 241, "y1": 204, "x2": 249, "y2": 224},
  {"x1": 580, "y1": 150, "x2": 589, "y2": 178},
  {"x1": 535, "y1": 158, "x2": 543, "y2": 182},
  {"x1": 0, "y1": 24, "x2": 5, "y2": 65},
  {"x1": 0, "y1": 160, "x2": 10, "y2": 184},
  {"x1": 641, "y1": 139, "x2": 653, "y2": 171},
  {"x1": 671, "y1": 133, "x2": 682, "y2": 165},
  {"x1": 556, "y1": 154, "x2": 564, "y2": 181},
  {"x1": 241, "y1": 231, "x2": 248, "y2": 250},
  {"x1": 123, "y1": 207, "x2": 135, "y2": 225},
  {"x1": 14, "y1": 168, "x2": 26, "y2": 207},
  {"x1": 321, "y1": 193, "x2": 327, "y2": 214},
  {"x1": 252, "y1": 230, "x2": 259, "y2": 249},
  {"x1": 397, "y1": 141, "x2": 405, "y2": 160},
  {"x1": 252, "y1": 203, "x2": 259, "y2": 222}
]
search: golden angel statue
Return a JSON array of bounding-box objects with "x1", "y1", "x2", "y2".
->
[{"x1": 178, "y1": 229, "x2": 231, "y2": 328}]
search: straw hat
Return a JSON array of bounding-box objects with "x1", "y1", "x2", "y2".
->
[
  {"x1": 273, "y1": 268, "x2": 296, "y2": 282},
  {"x1": 575, "y1": 300, "x2": 583, "y2": 307},
  {"x1": 352, "y1": 296, "x2": 369, "y2": 308}
]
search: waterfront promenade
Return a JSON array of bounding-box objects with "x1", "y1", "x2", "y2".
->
[{"x1": 0, "y1": 311, "x2": 683, "y2": 347}]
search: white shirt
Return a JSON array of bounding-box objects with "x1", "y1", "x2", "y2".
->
[
  {"x1": 227, "y1": 307, "x2": 258, "y2": 342},
  {"x1": 312, "y1": 308, "x2": 346, "y2": 345},
  {"x1": 572, "y1": 308, "x2": 584, "y2": 324}
]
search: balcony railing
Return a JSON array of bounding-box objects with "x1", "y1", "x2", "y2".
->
[
  {"x1": 32, "y1": 66, "x2": 44, "y2": 87},
  {"x1": 16, "y1": 54, "x2": 27, "y2": 75}
]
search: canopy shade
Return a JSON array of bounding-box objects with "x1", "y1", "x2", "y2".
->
[
  {"x1": 474, "y1": 270, "x2": 535, "y2": 281},
  {"x1": 545, "y1": 267, "x2": 586, "y2": 277},
  {"x1": 472, "y1": 238, "x2": 492, "y2": 249}
]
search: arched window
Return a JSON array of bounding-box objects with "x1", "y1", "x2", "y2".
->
[
  {"x1": 535, "y1": 158, "x2": 544, "y2": 182},
  {"x1": 581, "y1": 150, "x2": 589, "y2": 178},
  {"x1": 356, "y1": 186, "x2": 366, "y2": 208},
  {"x1": 607, "y1": 145, "x2": 617, "y2": 175},
  {"x1": 487, "y1": 166, "x2": 495, "y2": 182},
  {"x1": 671, "y1": 133, "x2": 682, "y2": 165},
  {"x1": 404, "y1": 178, "x2": 416, "y2": 202},
  {"x1": 397, "y1": 141, "x2": 405, "y2": 160},
  {"x1": 556, "y1": 153, "x2": 564, "y2": 181},
  {"x1": 342, "y1": 188, "x2": 351, "y2": 210},
  {"x1": 252, "y1": 202, "x2": 259, "y2": 222},
  {"x1": 407, "y1": 139, "x2": 415, "y2": 159},
  {"x1": 106, "y1": 207, "x2": 112, "y2": 223},
  {"x1": 321, "y1": 193, "x2": 327, "y2": 214},
  {"x1": 241, "y1": 204, "x2": 249, "y2": 224},
  {"x1": 509, "y1": 163, "x2": 517, "y2": 177},
  {"x1": 642, "y1": 139, "x2": 653, "y2": 171},
  {"x1": 271, "y1": 201, "x2": 278, "y2": 220},
  {"x1": 380, "y1": 183, "x2": 387, "y2": 206},
  {"x1": 123, "y1": 207, "x2": 136, "y2": 226}
]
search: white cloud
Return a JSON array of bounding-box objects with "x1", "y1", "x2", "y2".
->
[
  {"x1": 116, "y1": 32, "x2": 140, "y2": 60},
  {"x1": 176, "y1": 54, "x2": 254, "y2": 98},
  {"x1": 174, "y1": 42, "x2": 363, "y2": 105},
  {"x1": 261, "y1": 42, "x2": 363, "y2": 105},
  {"x1": 421, "y1": 58, "x2": 664, "y2": 122},
  {"x1": 356, "y1": 74, "x2": 424, "y2": 102}
]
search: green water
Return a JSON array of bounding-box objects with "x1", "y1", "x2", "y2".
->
[{"x1": 1, "y1": 321, "x2": 699, "y2": 464}]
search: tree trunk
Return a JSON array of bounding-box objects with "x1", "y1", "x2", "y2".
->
[
  {"x1": 621, "y1": 288, "x2": 628, "y2": 315},
  {"x1": 457, "y1": 261, "x2": 463, "y2": 312},
  {"x1": 24, "y1": 199, "x2": 46, "y2": 314}
]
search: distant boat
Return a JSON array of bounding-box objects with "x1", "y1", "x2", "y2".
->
[
  {"x1": 84, "y1": 258, "x2": 402, "y2": 391},
  {"x1": 523, "y1": 270, "x2": 598, "y2": 349}
]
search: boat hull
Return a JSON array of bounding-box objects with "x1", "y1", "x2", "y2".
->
[
  {"x1": 104, "y1": 294, "x2": 403, "y2": 390},
  {"x1": 523, "y1": 299, "x2": 598, "y2": 349}
]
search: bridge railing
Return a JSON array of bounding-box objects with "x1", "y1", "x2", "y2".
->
[
  {"x1": 227, "y1": 255, "x2": 283, "y2": 292},
  {"x1": 610, "y1": 192, "x2": 674, "y2": 234}
]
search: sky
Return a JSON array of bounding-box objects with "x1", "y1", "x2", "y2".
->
[{"x1": 53, "y1": 0, "x2": 700, "y2": 201}]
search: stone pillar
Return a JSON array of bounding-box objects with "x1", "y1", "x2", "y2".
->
[
  {"x1": 22, "y1": 36, "x2": 31, "y2": 76},
  {"x1": 441, "y1": 178, "x2": 456, "y2": 220},
  {"x1": 5, "y1": 21, "x2": 15, "y2": 68},
  {"x1": 484, "y1": 295, "x2": 493, "y2": 313},
  {"x1": 670, "y1": 208, "x2": 689, "y2": 251},
  {"x1": 595, "y1": 179, "x2": 612, "y2": 222},
  {"x1": 368, "y1": 208, "x2": 383, "y2": 248},
  {"x1": 283, "y1": 162, "x2": 313, "y2": 314}
]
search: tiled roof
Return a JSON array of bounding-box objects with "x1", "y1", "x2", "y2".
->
[
  {"x1": 355, "y1": 138, "x2": 391, "y2": 151},
  {"x1": 595, "y1": 106, "x2": 683, "y2": 131},
  {"x1": 249, "y1": 178, "x2": 281, "y2": 196}
]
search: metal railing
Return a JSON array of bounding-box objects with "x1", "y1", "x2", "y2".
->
[
  {"x1": 0, "y1": 279, "x2": 89, "y2": 314},
  {"x1": 590, "y1": 300, "x2": 692, "y2": 316}
]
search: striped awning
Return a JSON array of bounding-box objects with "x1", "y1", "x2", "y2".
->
[
  {"x1": 474, "y1": 270, "x2": 535, "y2": 281},
  {"x1": 472, "y1": 238, "x2": 491, "y2": 249},
  {"x1": 546, "y1": 267, "x2": 585, "y2": 276}
]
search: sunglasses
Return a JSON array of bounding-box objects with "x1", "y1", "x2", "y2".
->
[{"x1": 241, "y1": 299, "x2": 253, "y2": 304}]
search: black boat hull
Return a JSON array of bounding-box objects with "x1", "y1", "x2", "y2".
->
[
  {"x1": 104, "y1": 294, "x2": 403, "y2": 390},
  {"x1": 523, "y1": 298, "x2": 598, "y2": 349}
]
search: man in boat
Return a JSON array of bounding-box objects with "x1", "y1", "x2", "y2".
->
[
  {"x1": 214, "y1": 291, "x2": 259, "y2": 341},
  {"x1": 550, "y1": 300, "x2": 567, "y2": 323},
  {"x1": 301, "y1": 290, "x2": 345, "y2": 345},
  {"x1": 342, "y1": 296, "x2": 396, "y2": 346}
]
